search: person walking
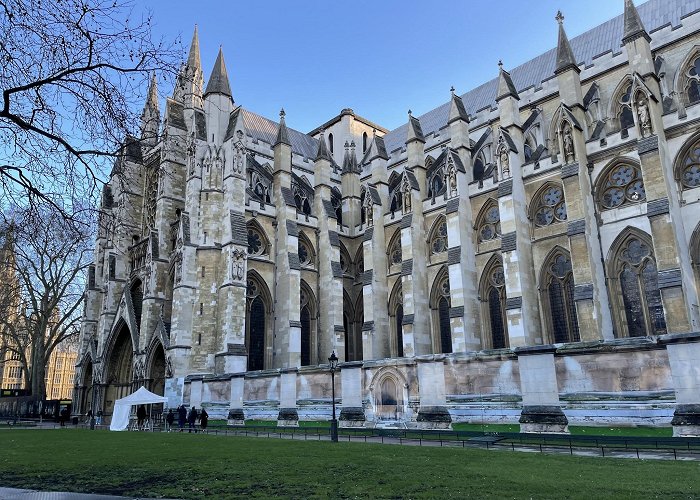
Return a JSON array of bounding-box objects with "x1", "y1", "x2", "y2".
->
[
  {"x1": 200, "y1": 407, "x2": 208, "y2": 432},
  {"x1": 187, "y1": 406, "x2": 198, "y2": 433},
  {"x1": 177, "y1": 404, "x2": 186, "y2": 432},
  {"x1": 166, "y1": 409, "x2": 175, "y2": 432}
]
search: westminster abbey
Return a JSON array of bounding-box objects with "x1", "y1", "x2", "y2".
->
[{"x1": 75, "y1": 0, "x2": 700, "y2": 435}]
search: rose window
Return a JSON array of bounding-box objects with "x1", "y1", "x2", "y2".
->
[
  {"x1": 478, "y1": 205, "x2": 501, "y2": 242},
  {"x1": 600, "y1": 164, "x2": 645, "y2": 209},
  {"x1": 534, "y1": 186, "x2": 567, "y2": 227}
]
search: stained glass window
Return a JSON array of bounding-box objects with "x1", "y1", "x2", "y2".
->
[
  {"x1": 544, "y1": 253, "x2": 580, "y2": 343},
  {"x1": 681, "y1": 140, "x2": 700, "y2": 189},
  {"x1": 686, "y1": 56, "x2": 700, "y2": 105},
  {"x1": 248, "y1": 296, "x2": 265, "y2": 371},
  {"x1": 599, "y1": 164, "x2": 645, "y2": 210},
  {"x1": 478, "y1": 202, "x2": 501, "y2": 242},
  {"x1": 533, "y1": 185, "x2": 567, "y2": 227},
  {"x1": 430, "y1": 220, "x2": 448, "y2": 255},
  {"x1": 485, "y1": 264, "x2": 507, "y2": 349}
]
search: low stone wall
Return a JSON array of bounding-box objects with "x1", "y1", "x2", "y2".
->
[{"x1": 177, "y1": 338, "x2": 678, "y2": 427}]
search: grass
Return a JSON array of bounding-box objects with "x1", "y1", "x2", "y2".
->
[{"x1": 0, "y1": 429, "x2": 699, "y2": 499}]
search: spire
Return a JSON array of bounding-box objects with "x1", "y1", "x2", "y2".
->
[
  {"x1": 274, "y1": 108, "x2": 291, "y2": 147},
  {"x1": 496, "y1": 60, "x2": 519, "y2": 101},
  {"x1": 140, "y1": 72, "x2": 160, "y2": 146},
  {"x1": 555, "y1": 11, "x2": 579, "y2": 75},
  {"x1": 187, "y1": 25, "x2": 202, "y2": 72},
  {"x1": 448, "y1": 86, "x2": 469, "y2": 124},
  {"x1": 365, "y1": 129, "x2": 389, "y2": 162},
  {"x1": 315, "y1": 129, "x2": 333, "y2": 162},
  {"x1": 342, "y1": 140, "x2": 358, "y2": 174},
  {"x1": 204, "y1": 47, "x2": 232, "y2": 98},
  {"x1": 406, "y1": 110, "x2": 425, "y2": 144},
  {"x1": 622, "y1": 0, "x2": 650, "y2": 44}
]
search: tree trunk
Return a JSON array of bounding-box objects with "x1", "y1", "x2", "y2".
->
[{"x1": 30, "y1": 336, "x2": 46, "y2": 400}]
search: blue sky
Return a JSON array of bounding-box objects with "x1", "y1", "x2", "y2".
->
[{"x1": 147, "y1": 0, "x2": 624, "y2": 134}]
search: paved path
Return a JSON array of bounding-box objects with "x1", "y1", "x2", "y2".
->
[{"x1": 0, "y1": 487, "x2": 179, "y2": 500}]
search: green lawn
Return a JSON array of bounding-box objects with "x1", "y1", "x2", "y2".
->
[{"x1": 0, "y1": 429, "x2": 698, "y2": 499}]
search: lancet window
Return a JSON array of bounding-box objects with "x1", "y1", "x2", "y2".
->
[{"x1": 541, "y1": 250, "x2": 579, "y2": 343}]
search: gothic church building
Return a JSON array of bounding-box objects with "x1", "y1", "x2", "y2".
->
[{"x1": 76, "y1": 0, "x2": 700, "y2": 434}]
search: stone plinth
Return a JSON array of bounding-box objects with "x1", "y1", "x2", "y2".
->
[
  {"x1": 339, "y1": 361, "x2": 365, "y2": 427},
  {"x1": 515, "y1": 345, "x2": 569, "y2": 434},
  {"x1": 277, "y1": 369, "x2": 299, "y2": 427},
  {"x1": 660, "y1": 332, "x2": 700, "y2": 437},
  {"x1": 416, "y1": 359, "x2": 452, "y2": 430}
]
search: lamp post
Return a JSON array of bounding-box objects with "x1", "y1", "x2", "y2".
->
[{"x1": 328, "y1": 351, "x2": 339, "y2": 442}]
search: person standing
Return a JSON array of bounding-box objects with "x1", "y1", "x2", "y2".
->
[
  {"x1": 166, "y1": 409, "x2": 175, "y2": 432},
  {"x1": 177, "y1": 404, "x2": 186, "y2": 432},
  {"x1": 96, "y1": 410, "x2": 103, "y2": 426},
  {"x1": 200, "y1": 407, "x2": 208, "y2": 432},
  {"x1": 187, "y1": 406, "x2": 198, "y2": 433},
  {"x1": 136, "y1": 404, "x2": 147, "y2": 431}
]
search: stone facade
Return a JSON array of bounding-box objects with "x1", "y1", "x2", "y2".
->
[{"x1": 75, "y1": 1, "x2": 700, "y2": 433}]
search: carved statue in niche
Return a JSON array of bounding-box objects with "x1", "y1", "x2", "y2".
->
[
  {"x1": 165, "y1": 356, "x2": 173, "y2": 378},
  {"x1": 231, "y1": 248, "x2": 246, "y2": 281},
  {"x1": 186, "y1": 131, "x2": 196, "y2": 176},
  {"x1": 363, "y1": 189, "x2": 374, "y2": 227},
  {"x1": 234, "y1": 138, "x2": 245, "y2": 174},
  {"x1": 402, "y1": 175, "x2": 412, "y2": 214},
  {"x1": 562, "y1": 125, "x2": 575, "y2": 164},
  {"x1": 636, "y1": 94, "x2": 652, "y2": 137},
  {"x1": 447, "y1": 161, "x2": 458, "y2": 198},
  {"x1": 498, "y1": 137, "x2": 510, "y2": 179},
  {"x1": 173, "y1": 254, "x2": 183, "y2": 285}
]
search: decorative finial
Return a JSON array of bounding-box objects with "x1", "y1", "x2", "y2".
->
[
  {"x1": 450, "y1": 86, "x2": 455, "y2": 95},
  {"x1": 555, "y1": 10, "x2": 564, "y2": 25},
  {"x1": 408, "y1": 109, "x2": 412, "y2": 116},
  {"x1": 372, "y1": 128, "x2": 377, "y2": 136},
  {"x1": 280, "y1": 108, "x2": 285, "y2": 118},
  {"x1": 498, "y1": 60, "x2": 503, "y2": 69}
]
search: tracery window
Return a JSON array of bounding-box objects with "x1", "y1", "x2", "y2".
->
[
  {"x1": 432, "y1": 272, "x2": 452, "y2": 354},
  {"x1": 477, "y1": 201, "x2": 501, "y2": 243},
  {"x1": 532, "y1": 185, "x2": 567, "y2": 227},
  {"x1": 611, "y1": 235, "x2": 666, "y2": 338},
  {"x1": 390, "y1": 283, "x2": 404, "y2": 357},
  {"x1": 247, "y1": 226, "x2": 267, "y2": 256},
  {"x1": 542, "y1": 251, "x2": 579, "y2": 343},
  {"x1": 481, "y1": 260, "x2": 507, "y2": 349},
  {"x1": 679, "y1": 137, "x2": 700, "y2": 189},
  {"x1": 617, "y1": 83, "x2": 634, "y2": 130},
  {"x1": 685, "y1": 55, "x2": 700, "y2": 105},
  {"x1": 142, "y1": 165, "x2": 158, "y2": 231},
  {"x1": 429, "y1": 218, "x2": 448, "y2": 255},
  {"x1": 300, "y1": 284, "x2": 315, "y2": 366},
  {"x1": 246, "y1": 275, "x2": 268, "y2": 371},
  {"x1": 388, "y1": 232, "x2": 402, "y2": 266},
  {"x1": 298, "y1": 239, "x2": 313, "y2": 267},
  {"x1": 598, "y1": 163, "x2": 645, "y2": 210}
]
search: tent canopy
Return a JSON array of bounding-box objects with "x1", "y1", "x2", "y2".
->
[{"x1": 109, "y1": 386, "x2": 167, "y2": 431}]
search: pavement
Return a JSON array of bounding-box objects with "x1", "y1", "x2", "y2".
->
[{"x1": 0, "y1": 488, "x2": 180, "y2": 500}]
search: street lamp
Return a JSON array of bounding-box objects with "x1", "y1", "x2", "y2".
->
[{"x1": 328, "y1": 351, "x2": 339, "y2": 442}]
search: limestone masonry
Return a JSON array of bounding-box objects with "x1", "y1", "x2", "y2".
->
[{"x1": 75, "y1": 0, "x2": 700, "y2": 435}]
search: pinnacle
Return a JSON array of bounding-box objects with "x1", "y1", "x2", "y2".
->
[{"x1": 204, "y1": 47, "x2": 232, "y2": 98}]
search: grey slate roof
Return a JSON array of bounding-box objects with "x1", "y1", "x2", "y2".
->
[
  {"x1": 237, "y1": 0, "x2": 699, "y2": 165},
  {"x1": 204, "y1": 48, "x2": 232, "y2": 97},
  {"x1": 382, "y1": 0, "x2": 700, "y2": 155}
]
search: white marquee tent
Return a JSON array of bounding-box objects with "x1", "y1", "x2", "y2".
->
[{"x1": 109, "y1": 386, "x2": 167, "y2": 431}]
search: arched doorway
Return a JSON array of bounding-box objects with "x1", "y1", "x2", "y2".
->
[
  {"x1": 103, "y1": 323, "x2": 134, "y2": 417},
  {"x1": 148, "y1": 342, "x2": 166, "y2": 396}
]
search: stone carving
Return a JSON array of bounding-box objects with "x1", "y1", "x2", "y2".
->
[
  {"x1": 165, "y1": 356, "x2": 173, "y2": 378},
  {"x1": 498, "y1": 136, "x2": 510, "y2": 179},
  {"x1": 446, "y1": 158, "x2": 458, "y2": 198},
  {"x1": 363, "y1": 188, "x2": 374, "y2": 227},
  {"x1": 133, "y1": 358, "x2": 144, "y2": 380},
  {"x1": 173, "y1": 252, "x2": 183, "y2": 285},
  {"x1": 186, "y1": 131, "x2": 196, "y2": 176},
  {"x1": 636, "y1": 94, "x2": 652, "y2": 137},
  {"x1": 402, "y1": 175, "x2": 412, "y2": 214},
  {"x1": 234, "y1": 140, "x2": 245, "y2": 174},
  {"x1": 231, "y1": 248, "x2": 247, "y2": 281},
  {"x1": 562, "y1": 124, "x2": 575, "y2": 164}
]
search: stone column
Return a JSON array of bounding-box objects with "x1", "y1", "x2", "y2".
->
[
  {"x1": 515, "y1": 345, "x2": 568, "y2": 434},
  {"x1": 339, "y1": 361, "x2": 365, "y2": 427},
  {"x1": 227, "y1": 373, "x2": 245, "y2": 426},
  {"x1": 277, "y1": 368, "x2": 299, "y2": 427},
  {"x1": 415, "y1": 358, "x2": 451, "y2": 429},
  {"x1": 660, "y1": 332, "x2": 700, "y2": 436}
]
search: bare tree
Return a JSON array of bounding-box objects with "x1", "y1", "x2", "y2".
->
[
  {"x1": 0, "y1": 0, "x2": 180, "y2": 222},
  {"x1": 0, "y1": 208, "x2": 92, "y2": 399}
]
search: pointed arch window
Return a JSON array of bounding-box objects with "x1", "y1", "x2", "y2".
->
[
  {"x1": 597, "y1": 162, "x2": 645, "y2": 210},
  {"x1": 481, "y1": 260, "x2": 507, "y2": 349},
  {"x1": 362, "y1": 132, "x2": 368, "y2": 153},
  {"x1": 300, "y1": 283, "x2": 316, "y2": 366},
  {"x1": 476, "y1": 200, "x2": 501, "y2": 243},
  {"x1": 246, "y1": 274, "x2": 270, "y2": 371},
  {"x1": 388, "y1": 232, "x2": 402, "y2": 266},
  {"x1": 617, "y1": 83, "x2": 634, "y2": 130},
  {"x1": 328, "y1": 133, "x2": 334, "y2": 155},
  {"x1": 431, "y1": 271, "x2": 452, "y2": 354},
  {"x1": 684, "y1": 55, "x2": 700, "y2": 105},
  {"x1": 532, "y1": 184, "x2": 567, "y2": 227},
  {"x1": 541, "y1": 251, "x2": 579, "y2": 343},
  {"x1": 429, "y1": 218, "x2": 448, "y2": 255},
  {"x1": 247, "y1": 224, "x2": 268, "y2": 256},
  {"x1": 609, "y1": 234, "x2": 666, "y2": 338},
  {"x1": 678, "y1": 137, "x2": 700, "y2": 189},
  {"x1": 298, "y1": 234, "x2": 314, "y2": 268},
  {"x1": 390, "y1": 283, "x2": 404, "y2": 357}
]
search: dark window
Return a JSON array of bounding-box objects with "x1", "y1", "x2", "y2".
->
[
  {"x1": 642, "y1": 260, "x2": 666, "y2": 335},
  {"x1": 248, "y1": 296, "x2": 265, "y2": 371},
  {"x1": 301, "y1": 306, "x2": 311, "y2": 366},
  {"x1": 328, "y1": 133, "x2": 334, "y2": 154},
  {"x1": 363, "y1": 132, "x2": 368, "y2": 153},
  {"x1": 131, "y1": 281, "x2": 143, "y2": 329},
  {"x1": 439, "y1": 297, "x2": 452, "y2": 354},
  {"x1": 488, "y1": 287, "x2": 506, "y2": 349},
  {"x1": 621, "y1": 264, "x2": 645, "y2": 337},
  {"x1": 473, "y1": 158, "x2": 484, "y2": 181},
  {"x1": 343, "y1": 314, "x2": 350, "y2": 362},
  {"x1": 690, "y1": 81, "x2": 700, "y2": 105},
  {"x1": 396, "y1": 305, "x2": 404, "y2": 357}
]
